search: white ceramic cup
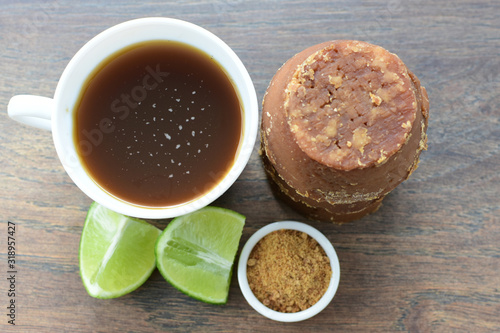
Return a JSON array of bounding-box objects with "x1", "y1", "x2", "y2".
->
[{"x1": 7, "y1": 17, "x2": 258, "y2": 219}]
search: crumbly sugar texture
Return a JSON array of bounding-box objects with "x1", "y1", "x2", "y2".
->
[
  {"x1": 246, "y1": 229, "x2": 332, "y2": 313},
  {"x1": 285, "y1": 41, "x2": 417, "y2": 170}
]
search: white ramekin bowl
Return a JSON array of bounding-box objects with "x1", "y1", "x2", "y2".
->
[{"x1": 237, "y1": 221, "x2": 340, "y2": 322}]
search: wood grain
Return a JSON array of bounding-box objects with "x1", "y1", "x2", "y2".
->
[{"x1": 1, "y1": 0, "x2": 499, "y2": 332}]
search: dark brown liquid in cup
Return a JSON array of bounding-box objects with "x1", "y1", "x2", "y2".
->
[{"x1": 74, "y1": 41, "x2": 242, "y2": 207}]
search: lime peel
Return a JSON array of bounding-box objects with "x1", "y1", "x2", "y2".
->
[
  {"x1": 79, "y1": 202, "x2": 161, "y2": 299},
  {"x1": 155, "y1": 206, "x2": 245, "y2": 304}
]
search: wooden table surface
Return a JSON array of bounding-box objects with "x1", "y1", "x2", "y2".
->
[{"x1": 1, "y1": 0, "x2": 499, "y2": 332}]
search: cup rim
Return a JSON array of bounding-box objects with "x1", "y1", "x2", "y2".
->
[
  {"x1": 237, "y1": 221, "x2": 341, "y2": 322},
  {"x1": 51, "y1": 17, "x2": 258, "y2": 219}
]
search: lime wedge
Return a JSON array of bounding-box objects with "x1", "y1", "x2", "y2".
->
[
  {"x1": 155, "y1": 206, "x2": 245, "y2": 304},
  {"x1": 79, "y1": 202, "x2": 161, "y2": 299}
]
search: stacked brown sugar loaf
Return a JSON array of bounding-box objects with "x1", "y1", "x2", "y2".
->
[{"x1": 260, "y1": 40, "x2": 429, "y2": 223}]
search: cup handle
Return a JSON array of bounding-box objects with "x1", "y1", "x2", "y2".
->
[{"x1": 8, "y1": 95, "x2": 54, "y2": 131}]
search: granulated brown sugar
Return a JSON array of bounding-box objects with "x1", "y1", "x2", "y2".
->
[{"x1": 246, "y1": 229, "x2": 332, "y2": 313}]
